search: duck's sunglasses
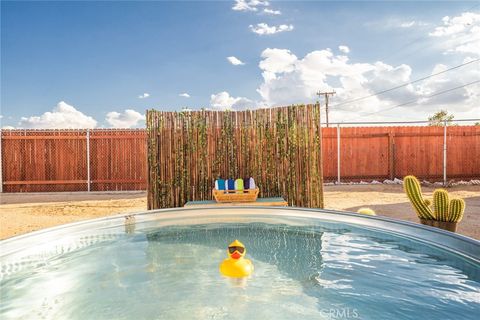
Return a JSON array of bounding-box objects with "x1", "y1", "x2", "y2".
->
[{"x1": 228, "y1": 246, "x2": 245, "y2": 254}]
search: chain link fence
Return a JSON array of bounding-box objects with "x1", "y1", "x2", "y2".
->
[{"x1": 0, "y1": 129, "x2": 147, "y2": 192}]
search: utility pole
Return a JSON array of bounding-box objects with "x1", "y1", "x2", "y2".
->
[{"x1": 316, "y1": 91, "x2": 335, "y2": 127}]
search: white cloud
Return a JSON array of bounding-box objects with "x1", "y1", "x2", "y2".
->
[
  {"x1": 258, "y1": 48, "x2": 297, "y2": 83},
  {"x1": 232, "y1": 0, "x2": 281, "y2": 16},
  {"x1": 264, "y1": 8, "x2": 281, "y2": 15},
  {"x1": 399, "y1": 20, "x2": 429, "y2": 28},
  {"x1": 257, "y1": 48, "x2": 367, "y2": 107},
  {"x1": 210, "y1": 91, "x2": 256, "y2": 111},
  {"x1": 338, "y1": 45, "x2": 350, "y2": 54},
  {"x1": 249, "y1": 23, "x2": 294, "y2": 35},
  {"x1": 430, "y1": 12, "x2": 479, "y2": 36},
  {"x1": 415, "y1": 61, "x2": 480, "y2": 113},
  {"x1": 400, "y1": 21, "x2": 416, "y2": 28},
  {"x1": 429, "y1": 12, "x2": 480, "y2": 56},
  {"x1": 258, "y1": 49, "x2": 350, "y2": 102},
  {"x1": 255, "y1": 47, "x2": 479, "y2": 121},
  {"x1": 232, "y1": 0, "x2": 269, "y2": 12},
  {"x1": 138, "y1": 93, "x2": 150, "y2": 99},
  {"x1": 2, "y1": 126, "x2": 15, "y2": 130},
  {"x1": 365, "y1": 18, "x2": 430, "y2": 30},
  {"x1": 227, "y1": 56, "x2": 245, "y2": 65},
  {"x1": 105, "y1": 109, "x2": 145, "y2": 128},
  {"x1": 364, "y1": 62, "x2": 417, "y2": 102},
  {"x1": 454, "y1": 36, "x2": 480, "y2": 55},
  {"x1": 208, "y1": 12, "x2": 478, "y2": 121},
  {"x1": 18, "y1": 101, "x2": 97, "y2": 129},
  {"x1": 179, "y1": 93, "x2": 191, "y2": 98}
]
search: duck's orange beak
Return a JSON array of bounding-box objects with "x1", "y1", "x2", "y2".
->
[{"x1": 231, "y1": 251, "x2": 241, "y2": 259}]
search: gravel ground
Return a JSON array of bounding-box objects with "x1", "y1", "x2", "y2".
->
[{"x1": 1, "y1": 185, "x2": 478, "y2": 240}]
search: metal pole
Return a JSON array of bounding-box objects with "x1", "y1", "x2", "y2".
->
[
  {"x1": 443, "y1": 120, "x2": 447, "y2": 187},
  {"x1": 0, "y1": 129, "x2": 3, "y2": 193},
  {"x1": 86, "y1": 129, "x2": 91, "y2": 192},
  {"x1": 337, "y1": 124, "x2": 341, "y2": 184}
]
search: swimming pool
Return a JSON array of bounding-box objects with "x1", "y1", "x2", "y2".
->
[{"x1": 1, "y1": 207, "x2": 479, "y2": 319}]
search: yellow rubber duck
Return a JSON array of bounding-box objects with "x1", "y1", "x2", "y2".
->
[{"x1": 219, "y1": 240, "x2": 254, "y2": 278}]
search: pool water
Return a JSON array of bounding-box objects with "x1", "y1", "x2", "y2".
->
[{"x1": 1, "y1": 209, "x2": 479, "y2": 319}]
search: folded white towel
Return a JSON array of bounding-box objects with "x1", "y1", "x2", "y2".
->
[{"x1": 249, "y1": 177, "x2": 256, "y2": 189}]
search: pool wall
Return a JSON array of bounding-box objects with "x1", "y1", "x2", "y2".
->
[{"x1": 2, "y1": 207, "x2": 479, "y2": 263}]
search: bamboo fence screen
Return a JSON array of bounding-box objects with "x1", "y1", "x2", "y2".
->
[{"x1": 146, "y1": 104, "x2": 324, "y2": 209}]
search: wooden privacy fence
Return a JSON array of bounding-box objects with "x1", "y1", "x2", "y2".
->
[
  {"x1": 146, "y1": 105, "x2": 325, "y2": 209},
  {"x1": 0, "y1": 129, "x2": 147, "y2": 192},
  {"x1": 322, "y1": 125, "x2": 480, "y2": 182},
  {"x1": 1, "y1": 122, "x2": 479, "y2": 194}
]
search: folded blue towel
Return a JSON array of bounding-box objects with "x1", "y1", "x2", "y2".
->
[
  {"x1": 244, "y1": 177, "x2": 250, "y2": 189},
  {"x1": 227, "y1": 179, "x2": 235, "y2": 190},
  {"x1": 216, "y1": 179, "x2": 226, "y2": 190}
]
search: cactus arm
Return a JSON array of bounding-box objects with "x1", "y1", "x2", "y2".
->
[
  {"x1": 448, "y1": 199, "x2": 465, "y2": 223},
  {"x1": 404, "y1": 175, "x2": 465, "y2": 225},
  {"x1": 403, "y1": 175, "x2": 435, "y2": 220},
  {"x1": 433, "y1": 189, "x2": 449, "y2": 222}
]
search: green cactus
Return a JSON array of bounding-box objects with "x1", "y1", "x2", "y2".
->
[
  {"x1": 403, "y1": 175, "x2": 435, "y2": 220},
  {"x1": 433, "y1": 189, "x2": 449, "y2": 221},
  {"x1": 448, "y1": 198, "x2": 465, "y2": 223},
  {"x1": 404, "y1": 175, "x2": 466, "y2": 223}
]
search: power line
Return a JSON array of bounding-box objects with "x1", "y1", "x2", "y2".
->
[
  {"x1": 382, "y1": 32, "x2": 478, "y2": 67},
  {"x1": 332, "y1": 4, "x2": 480, "y2": 111},
  {"x1": 342, "y1": 80, "x2": 480, "y2": 121},
  {"x1": 331, "y1": 58, "x2": 479, "y2": 110},
  {"x1": 321, "y1": 5, "x2": 480, "y2": 120}
]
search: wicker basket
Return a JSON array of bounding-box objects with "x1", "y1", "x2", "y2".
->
[
  {"x1": 212, "y1": 188, "x2": 259, "y2": 203},
  {"x1": 420, "y1": 218, "x2": 457, "y2": 232}
]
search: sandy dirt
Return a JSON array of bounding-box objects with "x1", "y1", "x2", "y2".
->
[{"x1": 1, "y1": 185, "x2": 479, "y2": 240}]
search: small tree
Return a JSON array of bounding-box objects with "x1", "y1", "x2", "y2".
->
[
  {"x1": 475, "y1": 122, "x2": 480, "y2": 126},
  {"x1": 428, "y1": 110, "x2": 455, "y2": 126}
]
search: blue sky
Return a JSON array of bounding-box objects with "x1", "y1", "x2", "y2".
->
[{"x1": 1, "y1": 0, "x2": 479, "y2": 128}]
